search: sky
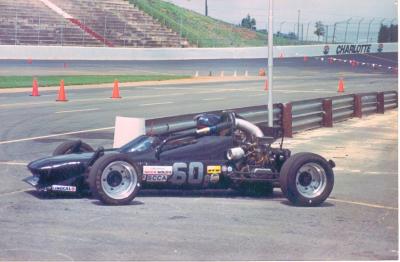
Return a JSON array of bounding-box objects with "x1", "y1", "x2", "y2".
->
[{"x1": 165, "y1": 0, "x2": 398, "y2": 30}]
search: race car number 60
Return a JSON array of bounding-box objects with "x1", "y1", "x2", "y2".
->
[{"x1": 170, "y1": 162, "x2": 204, "y2": 185}]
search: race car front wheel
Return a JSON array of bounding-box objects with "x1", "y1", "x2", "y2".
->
[
  {"x1": 88, "y1": 153, "x2": 141, "y2": 205},
  {"x1": 279, "y1": 152, "x2": 334, "y2": 206}
]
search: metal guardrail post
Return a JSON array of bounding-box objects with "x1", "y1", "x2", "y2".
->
[
  {"x1": 322, "y1": 99, "x2": 333, "y2": 127},
  {"x1": 353, "y1": 95, "x2": 362, "y2": 118},
  {"x1": 282, "y1": 103, "x2": 293, "y2": 138},
  {"x1": 377, "y1": 92, "x2": 385, "y2": 114}
]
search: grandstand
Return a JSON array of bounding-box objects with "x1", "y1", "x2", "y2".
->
[{"x1": 0, "y1": 0, "x2": 189, "y2": 47}]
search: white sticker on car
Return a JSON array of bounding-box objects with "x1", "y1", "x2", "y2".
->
[
  {"x1": 51, "y1": 185, "x2": 77, "y2": 192},
  {"x1": 143, "y1": 166, "x2": 173, "y2": 176}
]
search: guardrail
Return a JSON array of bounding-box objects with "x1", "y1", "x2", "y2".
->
[{"x1": 144, "y1": 90, "x2": 398, "y2": 137}]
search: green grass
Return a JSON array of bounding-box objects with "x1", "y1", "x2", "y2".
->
[
  {"x1": 0, "y1": 74, "x2": 191, "y2": 88},
  {"x1": 130, "y1": 0, "x2": 311, "y2": 47}
]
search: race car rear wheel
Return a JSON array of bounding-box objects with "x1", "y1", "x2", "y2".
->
[
  {"x1": 279, "y1": 152, "x2": 334, "y2": 206},
  {"x1": 53, "y1": 140, "x2": 94, "y2": 156},
  {"x1": 88, "y1": 153, "x2": 141, "y2": 205}
]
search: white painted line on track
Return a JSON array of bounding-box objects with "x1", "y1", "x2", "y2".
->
[
  {"x1": 275, "y1": 89, "x2": 336, "y2": 94},
  {"x1": 139, "y1": 101, "x2": 174, "y2": 106},
  {"x1": 202, "y1": 98, "x2": 224, "y2": 101},
  {"x1": 55, "y1": 108, "x2": 99, "y2": 114},
  {"x1": 0, "y1": 161, "x2": 28, "y2": 166},
  {"x1": 329, "y1": 198, "x2": 398, "y2": 211},
  {"x1": 0, "y1": 92, "x2": 185, "y2": 108},
  {"x1": 0, "y1": 126, "x2": 114, "y2": 145},
  {"x1": 0, "y1": 188, "x2": 30, "y2": 197},
  {"x1": 153, "y1": 87, "x2": 195, "y2": 90}
]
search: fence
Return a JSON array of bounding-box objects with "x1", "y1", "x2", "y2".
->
[
  {"x1": 0, "y1": 7, "x2": 397, "y2": 47},
  {"x1": 144, "y1": 91, "x2": 398, "y2": 137},
  {"x1": 276, "y1": 20, "x2": 397, "y2": 44}
]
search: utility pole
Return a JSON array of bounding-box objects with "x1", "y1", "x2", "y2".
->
[
  {"x1": 297, "y1": 9, "x2": 300, "y2": 40},
  {"x1": 267, "y1": 0, "x2": 273, "y2": 127},
  {"x1": 205, "y1": 0, "x2": 208, "y2": 16}
]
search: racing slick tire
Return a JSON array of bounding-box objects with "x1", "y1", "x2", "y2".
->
[
  {"x1": 53, "y1": 140, "x2": 94, "y2": 156},
  {"x1": 88, "y1": 153, "x2": 141, "y2": 205},
  {"x1": 279, "y1": 152, "x2": 334, "y2": 206}
]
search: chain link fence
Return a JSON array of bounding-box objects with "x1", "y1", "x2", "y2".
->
[
  {"x1": 0, "y1": 8, "x2": 397, "y2": 47},
  {"x1": 276, "y1": 19, "x2": 397, "y2": 44}
]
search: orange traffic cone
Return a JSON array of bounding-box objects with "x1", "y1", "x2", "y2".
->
[
  {"x1": 337, "y1": 78, "x2": 345, "y2": 93},
  {"x1": 264, "y1": 79, "x2": 268, "y2": 91},
  {"x1": 111, "y1": 79, "x2": 121, "y2": 99},
  {"x1": 56, "y1": 80, "x2": 68, "y2": 101},
  {"x1": 258, "y1": 68, "x2": 266, "y2": 76},
  {"x1": 30, "y1": 78, "x2": 39, "y2": 96},
  {"x1": 279, "y1": 53, "x2": 284, "y2": 59},
  {"x1": 303, "y1": 56, "x2": 308, "y2": 62}
]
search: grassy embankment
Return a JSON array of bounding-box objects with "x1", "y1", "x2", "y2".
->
[
  {"x1": 130, "y1": 0, "x2": 309, "y2": 47},
  {"x1": 0, "y1": 75, "x2": 190, "y2": 88}
]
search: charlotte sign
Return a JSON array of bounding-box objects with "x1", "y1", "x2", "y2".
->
[
  {"x1": 336, "y1": 44, "x2": 371, "y2": 54},
  {"x1": 321, "y1": 43, "x2": 393, "y2": 56}
]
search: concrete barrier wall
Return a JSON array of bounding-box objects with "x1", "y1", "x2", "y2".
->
[{"x1": 0, "y1": 43, "x2": 397, "y2": 61}]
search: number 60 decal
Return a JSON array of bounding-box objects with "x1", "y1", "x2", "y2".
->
[{"x1": 170, "y1": 162, "x2": 204, "y2": 185}]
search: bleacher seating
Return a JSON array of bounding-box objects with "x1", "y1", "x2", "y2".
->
[{"x1": 0, "y1": 0, "x2": 189, "y2": 48}]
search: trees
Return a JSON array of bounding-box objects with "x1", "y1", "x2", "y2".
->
[
  {"x1": 378, "y1": 24, "x2": 398, "y2": 42},
  {"x1": 314, "y1": 21, "x2": 325, "y2": 41},
  {"x1": 241, "y1": 14, "x2": 256, "y2": 30}
]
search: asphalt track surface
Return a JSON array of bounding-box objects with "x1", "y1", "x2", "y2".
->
[
  {"x1": 0, "y1": 52, "x2": 398, "y2": 76},
  {"x1": 0, "y1": 52, "x2": 397, "y2": 260}
]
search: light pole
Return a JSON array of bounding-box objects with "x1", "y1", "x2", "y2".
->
[
  {"x1": 297, "y1": 9, "x2": 301, "y2": 40},
  {"x1": 344, "y1": 18, "x2": 352, "y2": 43},
  {"x1": 267, "y1": 0, "x2": 273, "y2": 127},
  {"x1": 305, "y1": 22, "x2": 310, "y2": 41},
  {"x1": 279, "y1": 21, "x2": 286, "y2": 33},
  {"x1": 205, "y1": 0, "x2": 208, "y2": 16},
  {"x1": 356, "y1": 18, "x2": 364, "y2": 43},
  {"x1": 366, "y1": 18, "x2": 375, "y2": 43},
  {"x1": 332, "y1": 22, "x2": 338, "y2": 43}
]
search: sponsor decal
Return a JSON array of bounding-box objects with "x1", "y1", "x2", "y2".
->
[
  {"x1": 207, "y1": 165, "x2": 221, "y2": 174},
  {"x1": 377, "y1": 43, "x2": 383, "y2": 52},
  {"x1": 143, "y1": 166, "x2": 173, "y2": 182},
  {"x1": 143, "y1": 166, "x2": 173, "y2": 175},
  {"x1": 336, "y1": 44, "x2": 371, "y2": 55},
  {"x1": 51, "y1": 185, "x2": 76, "y2": 192},
  {"x1": 145, "y1": 175, "x2": 169, "y2": 182},
  {"x1": 323, "y1": 45, "x2": 330, "y2": 55},
  {"x1": 209, "y1": 174, "x2": 220, "y2": 183}
]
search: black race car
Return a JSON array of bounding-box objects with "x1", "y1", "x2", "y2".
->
[{"x1": 24, "y1": 112, "x2": 335, "y2": 206}]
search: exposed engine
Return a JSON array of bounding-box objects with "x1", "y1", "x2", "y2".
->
[{"x1": 225, "y1": 116, "x2": 291, "y2": 182}]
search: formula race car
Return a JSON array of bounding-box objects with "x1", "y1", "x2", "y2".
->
[{"x1": 24, "y1": 111, "x2": 335, "y2": 206}]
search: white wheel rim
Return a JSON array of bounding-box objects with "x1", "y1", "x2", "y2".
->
[
  {"x1": 295, "y1": 162, "x2": 327, "y2": 198},
  {"x1": 101, "y1": 161, "x2": 137, "y2": 200}
]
